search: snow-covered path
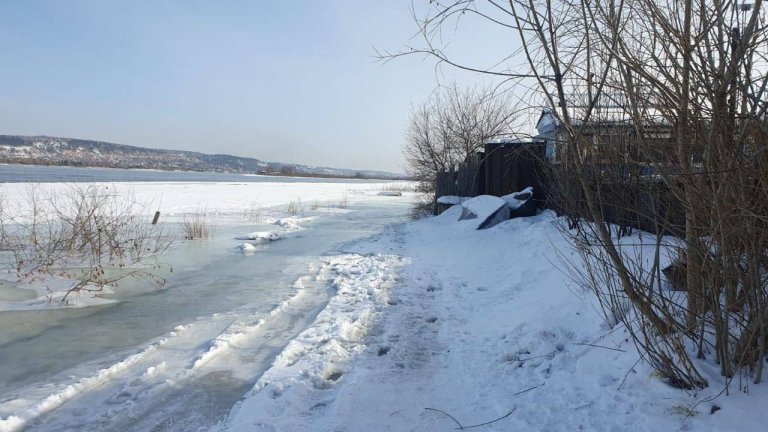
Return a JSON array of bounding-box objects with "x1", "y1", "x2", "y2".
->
[{"x1": 223, "y1": 207, "x2": 768, "y2": 432}]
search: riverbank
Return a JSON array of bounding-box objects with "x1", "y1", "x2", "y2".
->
[{"x1": 222, "y1": 208, "x2": 768, "y2": 432}]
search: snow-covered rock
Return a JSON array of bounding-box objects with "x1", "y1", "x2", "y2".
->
[
  {"x1": 459, "y1": 195, "x2": 510, "y2": 229},
  {"x1": 502, "y1": 187, "x2": 538, "y2": 218},
  {"x1": 501, "y1": 186, "x2": 534, "y2": 209}
]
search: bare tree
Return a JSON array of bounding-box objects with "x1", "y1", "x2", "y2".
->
[
  {"x1": 388, "y1": 0, "x2": 768, "y2": 389},
  {"x1": 403, "y1": 83, "x2": 517, "y2": 189}
]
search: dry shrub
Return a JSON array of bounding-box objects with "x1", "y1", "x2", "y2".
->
[{"x1": 4, "y1": 184, "x2": 173, "y2": 301}]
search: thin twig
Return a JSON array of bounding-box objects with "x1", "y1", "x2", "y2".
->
[
  {"x1": 514, "y1": 382, "x2": 545, "y2": 395},
  {"x1": 572, "y1": 342, "x2": 626, "y2": 352},
  {"x1": 460, "y1": 407, "x2": 518, "y2": 430},
  {"x1": 617, "y1": 355, "x2": 644, "y2": 391},
  {"x1": 573, "y1": 402, "x2": 594, "y2": 410},
  {"x1": 424, "y1": 407, "x2": 463, "y2": 429},
  {"x1": 678, "y1": 387, "x2": 728, "y2": 429},
  {"x1": 518, "y1": 351, "x2": 556, "y2": 362}
]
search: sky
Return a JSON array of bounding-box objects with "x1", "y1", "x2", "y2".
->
[{"x1": 0, "y1": 1, "x2": 516, "y2": 173}]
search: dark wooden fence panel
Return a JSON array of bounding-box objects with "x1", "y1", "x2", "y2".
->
[
  {"x1": 543, "y1": 175, "x2": 686, "y2": 237},
  {"x1": 483, "y1": 142, "x2": 546, "y2": 202}
]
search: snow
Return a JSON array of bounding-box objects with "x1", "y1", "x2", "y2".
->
[
  {"x1": 2, "y1": 177, "x2": 767, "y2": 431},
  {"x1": 460, "y1": 195, "x2": 506, "y2": 219},
  {"x1": 0, "y1": 180, "x2": 414, "y2": 223},
  {"x1": 218, "y1": 209, "x2": 768, "y2": 432},
  {"x1": 436, "y1": 195, "x2": 469, "y2": 205},
  {"x1": 459, "y1": 195, "x2": 510, "y2": 229},
  {"x1": 236, "y1": 231, "x2": 280, "y2": 241},
  {"x1": 237, "y1": 242, "x2": 261, "y2": 252},
  {"x1": 0, "y1": 333, "x2": 173, "y2": 431},
  {"x1": 501, "y1": 186, "x2": 534, "y2": 209},
  {"x1": 225, "y1": 254, "x2": 404, "y2": 429}
]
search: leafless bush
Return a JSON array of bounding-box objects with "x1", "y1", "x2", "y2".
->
[
  {"x1": 391, "y1": 0, "x2": 768, "y2": 390},
  {"x1": 5, "y1": 184, "x2": 173, "y2": 301},
  {"x1": 408, "y1": 194, "x2": 435, "y2": 220},
  {"x1": 403, "y1": 83, "x2": 517, "y2": 194}
]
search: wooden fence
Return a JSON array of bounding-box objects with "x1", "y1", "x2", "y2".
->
[
  {"x1": 432, "y1": 142, "x2": 545, "y2": 214},
  {"x1": 434, "y1": 153, "x2": 484, "y2": 214},
  {"x1": 433, "y1": 143, "x2": 686, "y2": 237},
  {"x1": 544, "y1": 172, "x2": 686, "y2": 236}
]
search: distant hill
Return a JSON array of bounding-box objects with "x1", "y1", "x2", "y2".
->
[{"x1": 0, "y1": 135, "x2": 405, "y2": 180}]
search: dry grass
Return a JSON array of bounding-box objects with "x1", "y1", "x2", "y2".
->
[
  {"x1": 241, "y1": 201, "x2": 263, "y2": 222},
  {"x1": 181, "y1": 209, "x2": 212, "y2": 240},
  {"x1": 286, "y1": 199, "x2": 305, "y2": 216}
]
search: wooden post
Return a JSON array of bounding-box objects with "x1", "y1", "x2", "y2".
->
[{"x1": 152, "y1": 211, "x2": 161, "y2": 225}]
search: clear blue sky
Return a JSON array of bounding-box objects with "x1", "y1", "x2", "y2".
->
[{"x1": 0, "y1": 1, "x2": 511, "y2": 172}]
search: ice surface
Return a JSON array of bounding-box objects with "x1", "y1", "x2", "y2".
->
[{"x1": 0, "y1": 180, "x2": 416, "y2": 432}]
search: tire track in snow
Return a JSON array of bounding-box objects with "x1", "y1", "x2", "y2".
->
[{"x1": 222, "y1": 252, "x2": 406, "y2": 430}]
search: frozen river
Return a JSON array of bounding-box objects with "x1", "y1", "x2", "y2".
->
[{"x1": 0, "y1": 170, "x2": 414, "y2": 431}]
